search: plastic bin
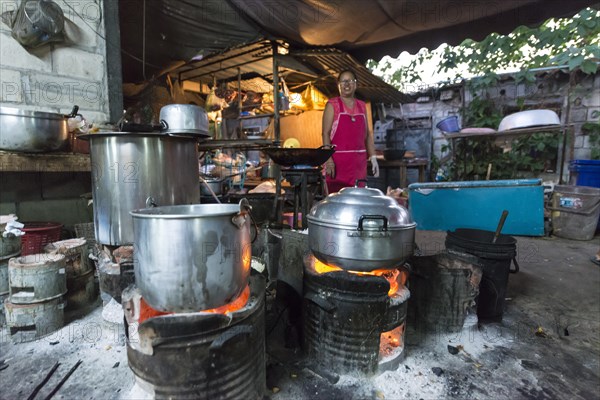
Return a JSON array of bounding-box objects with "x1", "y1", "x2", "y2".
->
[
  {"x1": 550, "y1": 185, "x2": 600, "y2": 240},
  {"x1": 21, "y1": 222, "x2": 62, "y2": 256},
  {"x1": 569, "y1": 159, "x2": 600, "y2": 188},
  {"x1": 408, "y1": 179, "x2": 545, "y2": 236},
  {"x1": 446, "y1": 229, "x2": 518, "y2": 321}
]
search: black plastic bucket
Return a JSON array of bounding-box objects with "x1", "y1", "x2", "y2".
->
[{"x1": 445, "y1": 228, "x2": 518, "y2": 320}]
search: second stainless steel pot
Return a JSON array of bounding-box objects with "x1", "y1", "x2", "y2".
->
[
  {"x1": 159, "y1": 104, "x2": 210, "y2": 137},
  {"x1": 307, "y1": 182, "x2": 416, "y2": 271},
  {"x1": 82, "y1": 132, "x2": 200, "y2": 245},
  {"x1": 131, "y1": 202, "x2": 252, "y2": 312}
]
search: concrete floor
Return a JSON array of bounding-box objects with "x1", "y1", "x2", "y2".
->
[{"x1": 0, "y1": 231, "x2": 598, "y2": 399}]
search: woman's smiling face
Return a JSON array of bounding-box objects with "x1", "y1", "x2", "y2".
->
[{"x1": 338, "y1": 72, "x2": 357, "y2": 97}]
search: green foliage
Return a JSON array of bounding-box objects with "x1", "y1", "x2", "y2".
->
[
  {"x1": 462, "y1": 96, "x2": 503, "y2": 128},
  {"x1": 446, "y1": 133, "x2": 560, "y2": 180},
  {"x1": 367, "y1": 7, "x2": 600, "y2": 91},
  {"x1": 582, "y1": 120, "x2": 600, "y2": 159}
]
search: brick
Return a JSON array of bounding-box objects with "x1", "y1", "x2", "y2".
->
[
  {"x1": 0, "y1": 33, "x2": 52, "y2": 72},
  {"x1": 53, "y1": 47, "x2": 106, "y2": 81},
  {"x1": 26, "y1": 73, "x2": 107, "y2": 111},
  {"x1": 0, "y1": 69, "x2": 23, "y2": 103}
]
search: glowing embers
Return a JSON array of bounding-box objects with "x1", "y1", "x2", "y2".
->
[
  {"x1": 312, "y1": 257, "x2": 405, "y2": 296},
  {"x1": 136, "y1": 285, "x2": 251, "y2": 324},
  {"x1": 303, "y1": 255, "x2": 409, "y2": 375}
]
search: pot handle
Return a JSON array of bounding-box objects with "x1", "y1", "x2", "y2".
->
[
  {"x1": 234, "y1": 198, "x2": 259, "y2": 243},
  {"x1": 354, "y1": 179, "x2": 368, "y2": 188},
  {"x1": 159, "y1": 119, "x2": 169, "y2": 131},
  {"x1": 145, "y1": 196, "x2": 158, "y2": 208},
  {"x1": 357, "y1": 215, "x2": 388, "y2": 232},
  {"x1": 64, "y1": 105, "x2": 79, "y2": 118},
  {"x1": 209, "y1": 324, "x2": 253, "y2": 352},
  {"x1": 305, "y1": 291, "x2": 336, "y2": 313}
]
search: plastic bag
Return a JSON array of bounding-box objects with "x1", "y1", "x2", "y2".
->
[{"x1": 10, "y1": 0, "x2": 65, "y2": 48}]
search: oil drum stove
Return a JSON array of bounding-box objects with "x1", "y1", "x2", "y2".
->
[{"x1": 303, "y1": 183, "x2": 416, "y2": 375}]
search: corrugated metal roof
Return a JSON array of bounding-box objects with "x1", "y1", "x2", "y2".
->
[{"x1": 170, "y1": 40, "x2": 410, "y2": 104}]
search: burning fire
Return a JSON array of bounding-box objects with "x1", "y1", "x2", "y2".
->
[
  {"x1": 313, "y1": 258, "x2": 402, "y2": 296},
  {"x1": 380, "y1": 323, "x2": 405, "y2": 359},
  {"x1": 138, "y1": 285, "x2": 250, "y2": 323}
]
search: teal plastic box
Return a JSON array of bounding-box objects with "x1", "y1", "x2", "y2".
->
[{"x1": 408, "y1": 179, "x2": 545, "y2": 236}]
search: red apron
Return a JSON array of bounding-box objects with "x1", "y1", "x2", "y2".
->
[{"x1": 326, "y1": 97, "x2": 367, "y2": 193}]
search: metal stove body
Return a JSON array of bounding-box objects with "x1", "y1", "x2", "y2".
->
[{"x1": 124, "y1": 275, "x2": 266, "y2": 400}]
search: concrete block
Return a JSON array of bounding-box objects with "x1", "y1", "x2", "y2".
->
[
  {"x1": 570, "y1": 108, "x2": 588, "y2": 123},
  {"x1": 56, "y1": 0, "x2": 104, "y2": 49},
  {"x1": 574, "y1": 135, "x2": 584, "y2": 148},
  {"x1": 25, "y1": 73, "x2": 107, "y2": 111},
  {"x1": 0, "y1": 69, "x2": 23, "y2": 103},
  {"x1": 587, "y1": 107, "x2": 600, "y2": 121},
  {"x1": 574, "y1": 148, "x2": 591, "y2": 160},
  {"x1": 0, "y1": 33, "x2": 52, "y2": 72},
  {"x1": 53, "y1": 48, "x2": 105, "y2": 81}
]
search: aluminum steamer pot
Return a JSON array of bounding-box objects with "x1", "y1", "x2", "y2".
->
[
  {"x1": 131, "y1": 202, "x2": 252, "y2": 312},
  {"x1": 81, "y1": 132, "x2": 200, "y2": 246},
  {"x1": 307, "y1": 182, "x2": 416, "y2": 271}
]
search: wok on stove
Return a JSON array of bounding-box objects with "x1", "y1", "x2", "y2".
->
[{"x1": 264, "y1": 145, "x2": 335, "y2": 167}]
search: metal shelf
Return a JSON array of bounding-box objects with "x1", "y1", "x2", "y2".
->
[{"x1": 198, "y1": 139, "x2": 273, "y2": 151}]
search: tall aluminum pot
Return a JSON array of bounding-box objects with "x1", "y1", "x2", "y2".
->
[
  {"x1": 81, "y1": 132, "x2": 200, "y2": 246},
  {"x1": 307, "y1": 182, "x2": 416, "y2": 271},
  {"x1": 131, "y1": 202, "x2": 252, "y2": 313}
]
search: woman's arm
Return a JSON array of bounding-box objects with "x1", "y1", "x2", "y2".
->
[
  {"x1": 365, "y1": 113, "x2": 379, "y2": 177},
  {"x1": 322, "y1": 102, "x2": 335, "y2": 177}
]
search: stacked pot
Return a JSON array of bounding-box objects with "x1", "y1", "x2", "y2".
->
[
  {"x1": 45, "y1": 238, "x2": 97, "y2": 310},
  {"x1": 5, "y1": 254, "x2": 67, "y2": 342},
  {"x1": 1, "y1": 216, "x2": 22, "y2": 327},
  {"x1": 81, "y1": 104, "x2": 210, "y2": 307}
]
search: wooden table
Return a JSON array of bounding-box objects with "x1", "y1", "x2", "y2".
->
[{"x1": 370, "y1": 158, "x2": 428, "y2": 188}]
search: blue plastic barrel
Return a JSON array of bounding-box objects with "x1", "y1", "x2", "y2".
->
[{"x1": 569, "y1": 160, "x2": 600, "y2": 188}]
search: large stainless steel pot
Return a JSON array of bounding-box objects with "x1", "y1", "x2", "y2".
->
[
  {"x1": 307, "y1": 182, "x2": 416, "y2": 271},
  {"x1": 0, "y1": 106, "x2": 72, "y2": 152},
  {"x1": 159, "y1": 104, "x2": 210, "y2": 137},
  {"x1": 131, "y1": 202, "x2": 252, "y2": 312},
  {"x1": 80, "y1": 132, "x2": 200, "y2": 246}
]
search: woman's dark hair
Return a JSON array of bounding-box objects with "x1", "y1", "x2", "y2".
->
[{"x1": 338, "y1": 69, "x2": 357, "y2": 81}]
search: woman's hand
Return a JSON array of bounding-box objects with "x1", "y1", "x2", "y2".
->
[{"x1": 325, "y1": 160, "x2": 335, "y2": 178}]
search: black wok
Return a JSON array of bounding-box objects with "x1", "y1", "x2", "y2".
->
[{"x1": 264, "y1": 145, "x2": 335, "y2": 167}]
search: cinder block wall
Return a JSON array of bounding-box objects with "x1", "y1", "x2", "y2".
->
[
  {"x1": 0, "y1": 0, "x2": 118, "y2": 234},
  {"x1": 0, "y1": 0, "x2": 111, "y2": 122}
]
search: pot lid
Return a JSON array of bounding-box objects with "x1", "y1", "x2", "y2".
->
[{"x1": 307, "y1": 184, "x2": 415, "y2": 229}]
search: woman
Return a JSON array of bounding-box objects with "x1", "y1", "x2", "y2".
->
[{"x1": 322, "y1": 70, "x2": 379, "y2": 193}]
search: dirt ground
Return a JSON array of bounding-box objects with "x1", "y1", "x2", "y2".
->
[{"x1": 0, "y1": 231, "x2": 598, "y2": 400}]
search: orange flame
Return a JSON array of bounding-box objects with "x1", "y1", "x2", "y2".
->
[
  {"x1": 380, "y1": 323, "x2": 405, "y2": 358},
  {"x1": 138, "y1": 285, "x2": 250, "y2": 323},
  {"x1": 313, "y1": 258, "x2": 401, "y2": 296}
]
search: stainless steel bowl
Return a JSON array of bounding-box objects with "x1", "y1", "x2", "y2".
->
[{"x1": 0, "y1": 107, "x2": 69, "y2": 152}]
